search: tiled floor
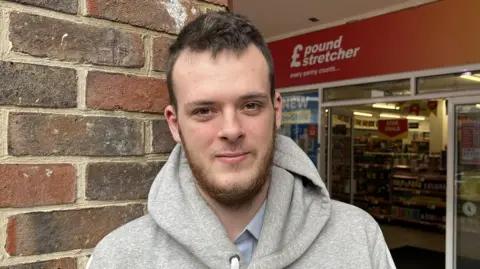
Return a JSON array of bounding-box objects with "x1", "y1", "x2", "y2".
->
[
  {"x1": 380, "y1": 224, "x2": 446, "y2": 252},
  {"x1": 381, "y1": 224, "x2": 480, "y2": 261}
]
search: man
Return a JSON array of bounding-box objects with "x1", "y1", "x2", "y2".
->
[{"x1": 87, "y1": 11, "x2": 396, "y2": 269}]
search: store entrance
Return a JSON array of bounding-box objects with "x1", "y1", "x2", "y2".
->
[{"x1": 325, "y1": 99, "x2": 449, "y2": 268}]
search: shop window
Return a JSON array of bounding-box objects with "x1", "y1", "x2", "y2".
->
[
  {"x1": 323, "y1": 79, "x2": 410, "y2": 102},
  {"x1": 278, "y1": 90, "x2": 319, "y2": 167},
  {"x1": 417, "y1": 70, "x2": 480, "y2": 93}
]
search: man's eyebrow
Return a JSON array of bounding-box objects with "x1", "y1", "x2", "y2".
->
[
  {"x1": 184, "y1": 92, "x2": 270, "y2": 109},
  {"x1": 185, "y1": 100, "x2": 216, "y2": 110},
  {"x1": 239, "y1": 92, "x2": 269, "y2": 101}
]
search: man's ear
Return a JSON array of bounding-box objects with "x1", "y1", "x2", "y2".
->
[
  {"x1": 273, "y1": 91, "x2": 283, "y2": 130},
  {"x1": 165, "y1": 105, "x2": 182, "y2": 143}
]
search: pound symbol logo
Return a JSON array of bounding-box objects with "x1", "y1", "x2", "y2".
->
[{"x1": 290, "y1": 44, "x2": 303, "y2": 68}]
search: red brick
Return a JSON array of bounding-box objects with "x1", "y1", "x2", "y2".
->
[
  {"x1": 86, "y1": 71, "x2": 169, "y2": 113},
  {"x1": 0, "y1": 61, "x2": 77, "y2": 108},
  {"x1": 0, "y1": 164, "x2": 76, "y2": 208},
  {"x1": 8, "y1": 113, "x2": 144, "y2": 156},
  {"x1": 152, "y1": 36, "x2": 175, "y2": 72},
  {"x1": 86, "y1": 162, "x2": 163, "y2": 200},
  {"x1": 6, "y1": 205, "x2": 145, "y2": 256},
  {"x1": 9, "y1": 13, "x2": 144, "y2": 68},
  {"x1": 86, "y1": 0, "x2": 202, "y2": 34},
  {"x1": 152, "y1": 120, "x2": 176, "y2": 153},
  {"x1": 203, "y1": 0, "x2": 228, "y2": 6},
  {"x1": 4, "y1": 0, "x2": 78, "y2": 14},
  {"x1": 0, "y1": 258, "x2": 77, "y2": 269}
]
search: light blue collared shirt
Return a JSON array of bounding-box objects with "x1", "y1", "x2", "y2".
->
[{"x1": 234, "y1": 201, "x2": 266, "y2": 266}]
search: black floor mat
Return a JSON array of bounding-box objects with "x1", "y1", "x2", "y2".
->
[{"x1": 390, "y1": 246, "x2": 480, "y2": 269}]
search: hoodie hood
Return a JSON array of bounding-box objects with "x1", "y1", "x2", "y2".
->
[{"x1": 147, "y1": 134, "x2": 332, "y2": 268}]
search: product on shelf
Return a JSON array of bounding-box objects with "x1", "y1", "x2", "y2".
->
[{"x1": 352, "y1": 135, "x2": 446, "y2": 230}]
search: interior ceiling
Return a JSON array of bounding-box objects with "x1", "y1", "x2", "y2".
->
[{"x1": 232, "y1": 0, "x2": 438, "y2": 41}]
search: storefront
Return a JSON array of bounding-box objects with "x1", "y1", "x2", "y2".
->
[{"x1": 268, "y1": 0, "x2": 480, "y2": 268}]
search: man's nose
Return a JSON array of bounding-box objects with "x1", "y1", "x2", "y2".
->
[{"x1": 218, "y1": 111, "x2": 245, "y2": 142}]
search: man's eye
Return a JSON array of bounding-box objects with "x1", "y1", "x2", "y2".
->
[
  {"x1": 194, "y1": 108, "x2": 212, "y2": 116},
  {"x1": 245, "y1": 103, "x2": 260, "y2": 110}
]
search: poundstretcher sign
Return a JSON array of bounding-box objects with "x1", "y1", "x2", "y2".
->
[{"x1": 268, "y1": 0, "x2": 480, "y2": 88}]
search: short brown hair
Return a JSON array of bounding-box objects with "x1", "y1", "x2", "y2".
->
[{"x1": 166, "y1": 11, "x2": 275, "y2": 109}]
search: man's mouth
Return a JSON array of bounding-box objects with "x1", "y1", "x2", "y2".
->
[{"x1": 215, "y1": 152, "x2": 250, "y2": 164}]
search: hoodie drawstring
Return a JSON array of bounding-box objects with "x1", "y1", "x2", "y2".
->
[{"x1": 230, "y1": 255, "x2": 240, "y2": 269}]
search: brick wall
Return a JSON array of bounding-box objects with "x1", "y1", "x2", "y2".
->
[{"x1": 0, "y1": 0, "x2": 226, "y2": 268}]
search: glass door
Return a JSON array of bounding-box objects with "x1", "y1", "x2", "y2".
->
[
  {"x1": 327, "y1": 107, "x2": 354, "y2": 204},
  {"x1": 447, "y1": 97, "x2": 480, "y2": 269}
]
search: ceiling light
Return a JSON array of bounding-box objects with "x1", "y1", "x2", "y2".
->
[
  {"x1": 354, "y1": 112, "x2": 373, "y2": 117},
  {"x1": 460, "y1": 72, "x2": 480, "y2": 82},
  {"x1": 380, "y1": 113, "x2": 401, "y2": 119},
  {"x1": 476, "y1": 104, "x2": 480, "y2": 108},
  {"x1": 373, "y1": 103, "x2": 400, "y2": 110},
  {"x1": 406, "y1": 115, "x2": 426, "y2": 121}
]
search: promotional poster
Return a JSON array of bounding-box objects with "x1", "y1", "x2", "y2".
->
[{"x1": 279, "y1": 91, "x2": 319, "y2": 166}]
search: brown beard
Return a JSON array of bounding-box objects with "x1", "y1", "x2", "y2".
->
[{"x1": 180, "y1": 123, "x2": 276, "y2": 208}]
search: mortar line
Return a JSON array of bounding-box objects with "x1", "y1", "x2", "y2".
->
[
  {"x1": 0, "y1": 1, "x2": 173, "y2": 37},
  {"x1": 77, "y1": 255, "x2": 90, "y2": 269},
  {"x1": 144, "y1": 35, "x2": 153, "y2": 76},
  {"x1": 150, "y1": 70, "x2": 167, "y2": 79},
  {"x1": 0, "y1": 212, "x2": 8, "y2": 261},
  {"x1": 0, "y1": 109, "x2": 8, "y2": 156},
  {"x1": 3, "y1": 106, "x2": 166, "y2": 120},
  {"x1": 0, "y1": 248, "x2": 94, "y2": 266},
  {"x1": 77, "y1": 68, "x2": 88, "y2": 110},
  {"x1": 145, "y1": 120, "x2": 153, "y2": 154},
  {"x1": 78, "y1": 0, "x2": 86, "y2": 16},
  {"x1": 76, "y1": 163, "x2": 87, "y2": 204},
  {"x1": 198, "y1": 1, "x2": 225, "y2": 12},
  {"x1": 0, "y1": 155, "x2": 169, "y2": 164},
  {"x1": 0, "y1": 9, "x2": 11, "y2": 60},
  {"x1": 0, "y1": 200, "x2": 147, "y2": 217},
  {"x1": 5, "y1": 53, "x2": 167, "y2": 79}
]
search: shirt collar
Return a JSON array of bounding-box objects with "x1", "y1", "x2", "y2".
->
[{"x1": 235, "y1": 200, "x2": 266, "y2": 242}]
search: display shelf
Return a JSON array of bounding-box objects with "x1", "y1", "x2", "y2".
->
[
  {"x1": 421, "y1": 174, "x2": 447, "y2": 181},
  {"x1": 332, "y1": 135, "x2": 351, "y2": 138},
  {"x1": 392, "y1": 174, "x2": 418, "y2": 180},
  {"x1": 364, "y1": 152, "x2": 438, "y2": 157},
  {"x1": 393, "y1": 165, "x2": 411, "y2": 169},
  {"x1": 355, "y1": 196, "x2": 390, "y2": 205},
  {"x1": 353, "y1": 135, "x2": 447, "y2": 231},
  {"x1": 371, "y1": 213, "x2": 389, "y2": 220},
  {"x1": 393, "y1": 199, "x2": 446, "y2": 209},
  {"x1": 370, "y1": 213, "x2": 445, "y2": 230},
  {"x1": 394, "y1": 187, "x2": 445, "y2": 196},
  {"x1": 392, "y1": 173, "x2": 446, "y2": 181},
  {"x1": 355, "y1": 163, "x2": 389, "y2": 169},
  {"x1": 459, "y1": 195, "x2": 480, "y2": 202},
  {"x1": 389, "y1": 216, "x2": 446, "y2": 229}
]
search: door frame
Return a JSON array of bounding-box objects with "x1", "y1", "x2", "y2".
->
[
  {"x1": 446, "y1": 96, "x2": 480, "y2": 269},
  {"x1": 325, "y1": 107, "x2": 354, "y2": 202},
  {"x1": 318, "y1": 93, "x2": 480, "y2": 269}
]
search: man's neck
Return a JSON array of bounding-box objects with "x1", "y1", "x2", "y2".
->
[{"x1": 199, "y1": 181, "x2": 270, "y2": 242}]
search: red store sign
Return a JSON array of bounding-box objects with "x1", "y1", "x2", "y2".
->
[
  {"x1": 378, "y1": 119, "x2": 408, "y2": 139},
  {"x1": 268, "y1": 0, "x2": 480, "y2": 89}
]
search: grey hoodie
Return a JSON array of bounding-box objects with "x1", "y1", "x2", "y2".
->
[{"x1": 88, "y1": 135, "x2": 396, "y2": 269}]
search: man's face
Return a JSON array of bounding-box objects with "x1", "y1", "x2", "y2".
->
[{"x1": 165, "y1": 45, "x2": 282, "y2": 206}]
